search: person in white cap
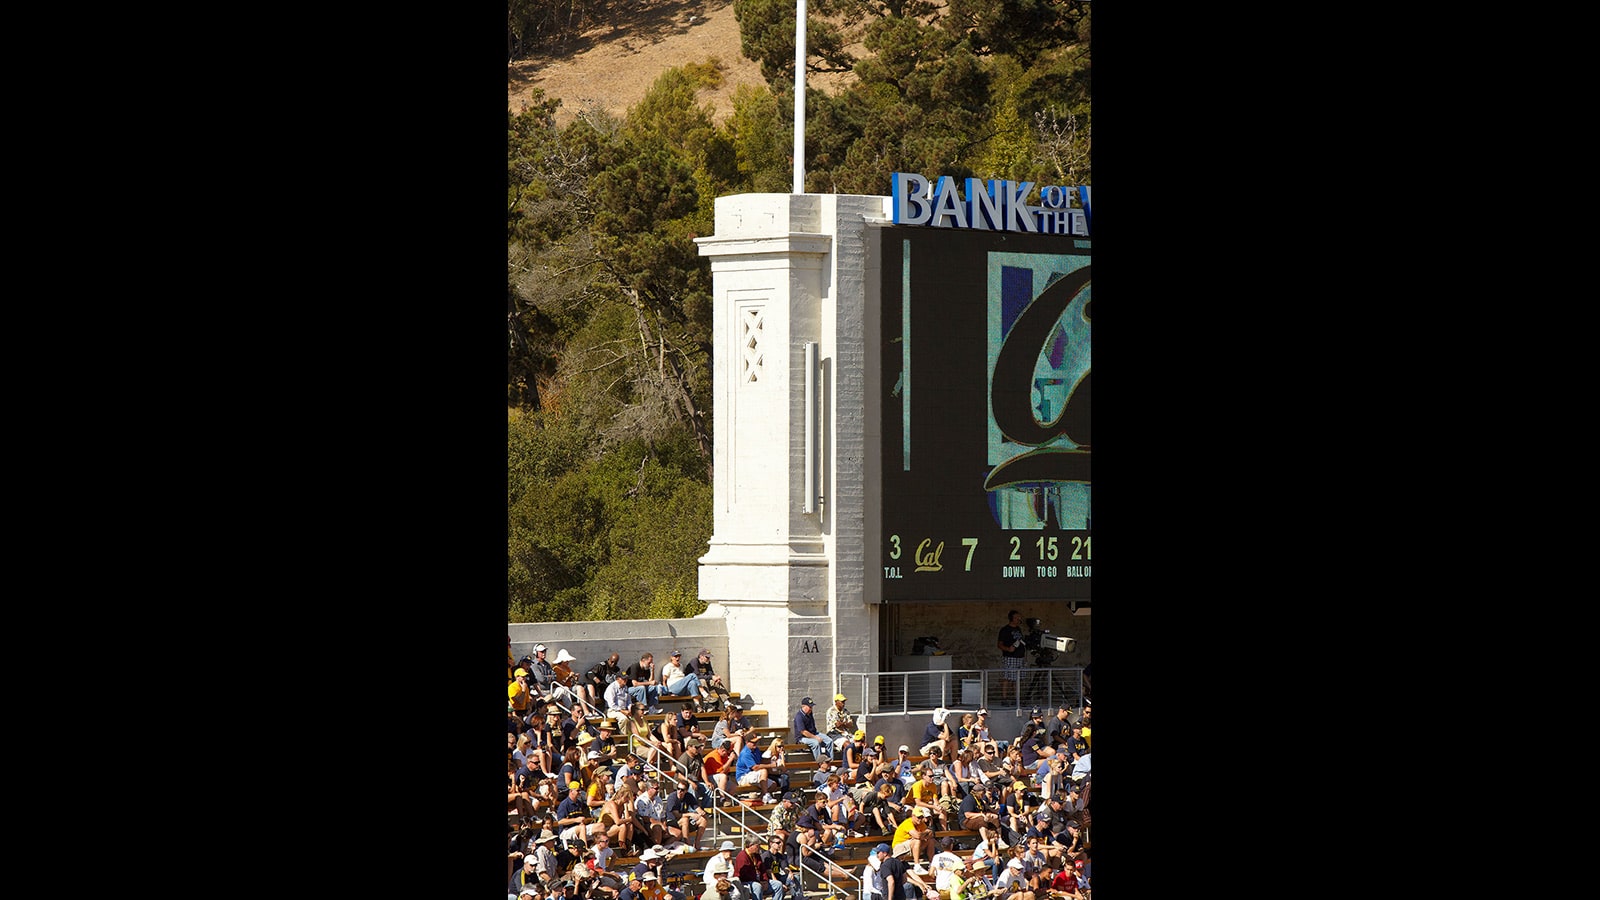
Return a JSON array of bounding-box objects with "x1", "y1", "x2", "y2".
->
[
  {"x1": 993, "y1": 858, "x2": 1034, "y2": 900},
  {"x1": 509, "y1": 851, "x2": 543, "y2": 896},
  {"x1": 703, "y1": 841, "x2": 742, "y2": 897},
  {"x1": 529, "y1": 644, "x2": 580, "y2": 709}
]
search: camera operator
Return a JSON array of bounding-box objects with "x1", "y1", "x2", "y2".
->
[{"x1": 997, "y1": 611, "x2": 1027, "y2": 705}]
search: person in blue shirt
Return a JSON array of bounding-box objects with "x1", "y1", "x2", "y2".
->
[
  {"x1": 890, "y1": 745, "x2": 917, "y2": 787},
  {"x1": 736, "y1": 738, "x2": 777, "y2": 796},
  {"x1": 792, "y1": 698, "x2": 827, "y2": 762}
]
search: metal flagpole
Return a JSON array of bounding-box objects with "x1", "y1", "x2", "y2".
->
[{"x1": 793, "y1": 0, "x2": 806, "y2": 194}]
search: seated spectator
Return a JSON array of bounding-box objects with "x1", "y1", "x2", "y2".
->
[
  {"x1": 919, "y1": 708, "x2": 954, "y2": 758},
  {"x1": 891, "y1": 745, "x2": 917, "y2": 787},
  {"x1": 960, "y1": 781, "x2": 1003, "y2": 850},
  {"x1": 972, "y1": 743, "x2": 1005, "y2": 785},
  {"x1": 735, "y1": 735, "x2": 774, "y2": 796},
  {"x1": 810, "y1": 757, "x2": 841, "y2": 791},
  {"x1": 678, "y1": 738, "x2": 714, "y2": 808},
  {"x1": 625, "y1": 703, "x2": 667, "y2": 768},
  {"x1": 601, "y1": 785, "x2": 638, "y2": 851},
  {"x1": 820, "y1": 772, "x2": 862, "y2": 832},
  {"x1": 841, "y1": 730, "x2": 868, "y2": 782},
  {"x1": 702, "y1": 735, "x2": 736, "y2": 801},
  {"x1": 795, "y1": 790, "x2": 846, "y2": 855},
  {"x1": 684, "y1": 649, "x2": 731, "y2": 712},
  {"x1": 710, "y1": 706, "x2": 747, "y2": 751},
  {"x1": 907, "y1": 764, "x2": 948, "y2": 831},
  {"x1": 662, "y1": 778, "x2": 708, "y2": 851},
  {"x1": 511, "y1": 670, "x2": 534, "y2": 719},
  {"x1": 890, "y1": 806, "x2": 935, "y2": 873},
  {"x1": 856, "y1": 736, "x2": 885, "y2": 783},
  {"x1": 703, "y1": 842, "x2": 741, "y2": 895},
  {"x1": 993, "y1": 858, "x2": 1034, "y2": 900},
  {"x1": 606, "y1": 674, "x2": 637, "y2": 719},
  {"x1": 585, "y1": 653, "x2": 623, "y2": 712},
  {"x1": 824, "y1": 693, "x2": 857, "y2": 758},
  {"x1": 733, "y1": 834, "x2": 784, "y2": 900},
  {"x1": 968, "y1": 834, "x2": 1003, "y2": 882},
  {"x1": 654, "y1": 713, "x2": 685, "y2": 767},
  {"x1": 762, "y1": 737, "x2": 792, "y2": 794},
  {"x1": 660, "y1": 650, "x2": 705, "y2": 710},
  {"x1": 793, "y1": 697, "x2": 828, "y2": 763},
  {"x1": 634, "y1": 780, "x2": 671, "y2": 847},
  {"x1": 623, "y1": 653, "x2": 664, "y2": 713},
  {"x1": 860, "y1": 780, "x2": 899, "y2": 836}
]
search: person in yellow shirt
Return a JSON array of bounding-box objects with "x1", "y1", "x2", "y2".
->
[
  {"x1": 510, "y1": 671, "x2": 532, "y2": 715},
  {"x1": 892, "y1": 807, "x2": 934, "y2": 873},
  {"x1": 909, "y1": 764, "x2": 949, "y2": 831}
]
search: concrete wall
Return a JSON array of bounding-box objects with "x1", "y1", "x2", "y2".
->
[{"x1": 509, "y1": 619, "x2": 732, "y2": 700}]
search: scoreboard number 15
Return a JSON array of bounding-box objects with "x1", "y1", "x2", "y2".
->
[{"x1": 1009, "y1": 535, "x2": 1091, "y2": 561}]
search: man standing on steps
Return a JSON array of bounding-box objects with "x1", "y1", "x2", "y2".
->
[
  {"x1": 997, "y1": 611, "x2": 1027, "y2": 706},
  {"x1": 928, "y1": 838, "x2": 966, "y2": 900}
]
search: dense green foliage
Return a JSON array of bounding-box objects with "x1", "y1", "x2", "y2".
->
[{"x1": 507, "y1": 1, "x2": 1089, "y2": 621}]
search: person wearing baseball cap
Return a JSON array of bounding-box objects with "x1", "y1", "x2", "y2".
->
[
  {"x1": 794, "y1": 697, "x2": 828, "y2": 763},
  {"x1": 685, "y1": 648, "x2": 730, "y2": 712},
  {"x1": 661, "y1": 649, "x2": 706, "y2": 712},
  {"x1": 890, "y1": 803, "x2": 934, "y2": 874},
  {"x1": 510, "y1": 664, "x2": 533, "y2": 716},
  {"x1": 995, "y1": 857, "x2": 1034, "y2": 900},
  {"x1": 616, "y1": 872, "x2": 645, "y2": 900},
  {"x1": 840, "y1": 727, "x2": 869, "y2": 779},
  {"x1": 890, "y1": 744, "x2": 917, "y2": 788},
  {"x1": 509, "y1": 849, "x2": 542, "y2": 897},
  {"x1": 868, "y1": 836, "x2": 921, "y2": 900},
  {"x1": 824, "y1": 692, "x2": 855, "y2": 758}
]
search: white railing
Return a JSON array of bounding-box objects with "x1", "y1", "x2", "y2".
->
[{"x1": 838, "y1": 666, "x2": 1087, "y2": 715}]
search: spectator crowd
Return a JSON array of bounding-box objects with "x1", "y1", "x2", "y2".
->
[{"x1": 510, "y1": 637, "x2": 1091, "y2": 900}]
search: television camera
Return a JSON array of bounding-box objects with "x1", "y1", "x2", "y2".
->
[{"x1": 1020, "y1": 618, "x2": 1076, "y2": 666}]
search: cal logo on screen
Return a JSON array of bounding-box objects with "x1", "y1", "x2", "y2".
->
[{"x1": 985, "y1": 256, "x2": 1090, "y2": 530}]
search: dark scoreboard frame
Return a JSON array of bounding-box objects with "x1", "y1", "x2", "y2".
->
[{"x1": 880, "y1": 226, "x2": 1091, "y2": 602}]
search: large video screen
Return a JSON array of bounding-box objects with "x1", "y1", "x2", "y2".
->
[{"x1": 880, "y1": 226, "x2": 1090, "y2": 602}]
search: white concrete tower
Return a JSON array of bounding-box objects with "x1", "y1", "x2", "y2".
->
[{"x1": 695, "y1": 193, "x2": 892, "y2": 722}]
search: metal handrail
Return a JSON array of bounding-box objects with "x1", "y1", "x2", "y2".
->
[
  {"x1": 838, "y1": 666, "x2": 1087, "y2": 716},
  {"x1": 793, "y1": 845, "x2": 861, "y2": 900}
]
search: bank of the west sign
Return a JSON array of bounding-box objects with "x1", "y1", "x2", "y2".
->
[{"x1": 891, "y1": 172, "x2": 1092, "y2": 236}]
